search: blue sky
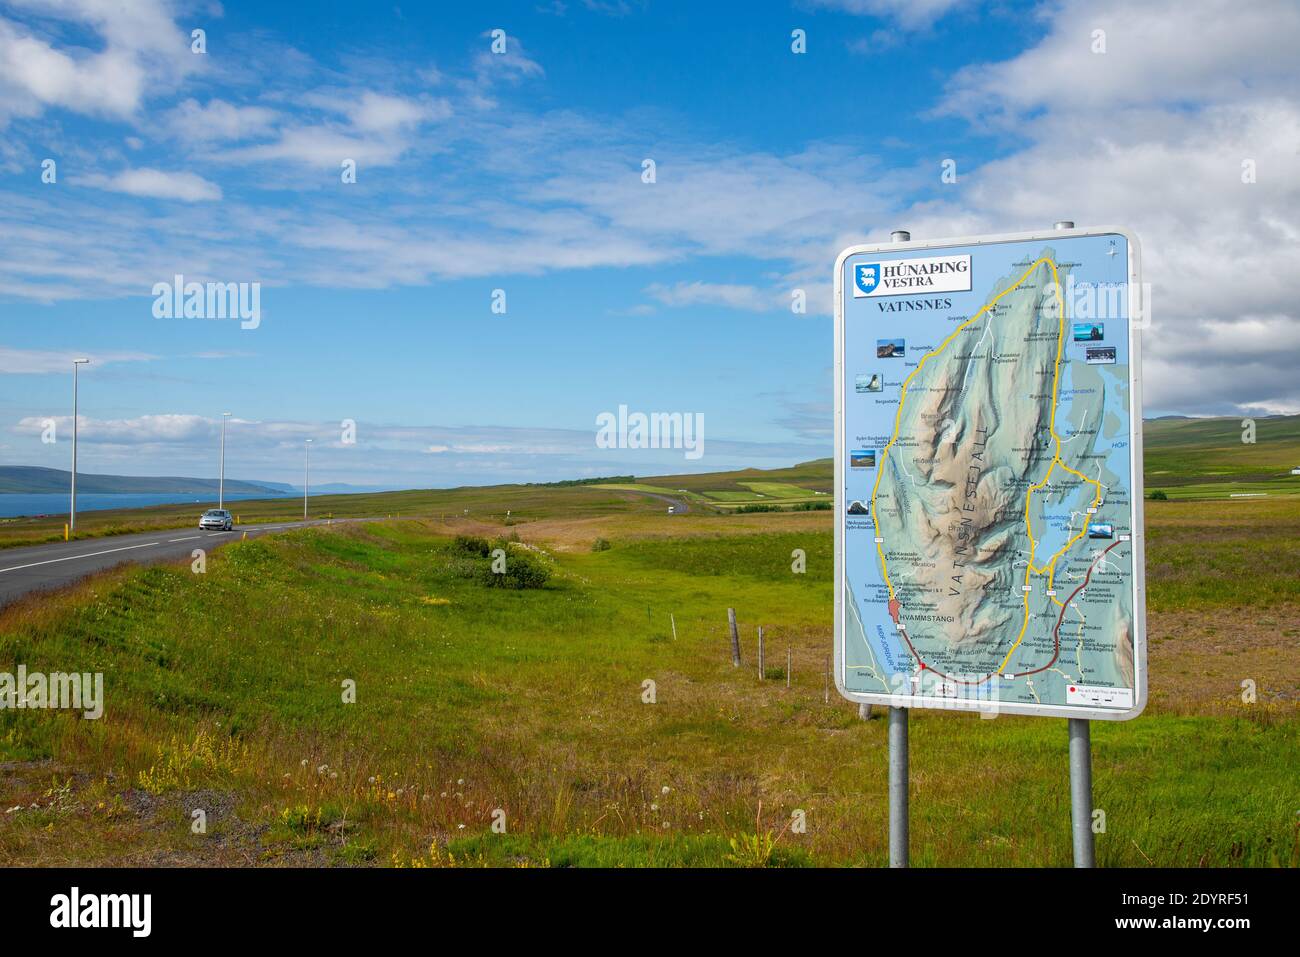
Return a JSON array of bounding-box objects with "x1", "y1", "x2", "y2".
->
[{"x1": 1, "y1": 0, "x2": 1297, "y2": 488}]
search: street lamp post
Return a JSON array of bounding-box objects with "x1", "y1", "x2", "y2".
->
[
  {"x1": 219, "y1": 412, "x2": 232, "y2": 510},
  {"x1": 304, "y1": 438, "x2": 313, "y2": 521},
  {"x1": 69, "y1": 358, "x2": 90, "y2": 535}
]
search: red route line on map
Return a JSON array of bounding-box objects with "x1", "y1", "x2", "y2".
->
[{"x1": 895, "y1": 540, "x2": 1125, "y2": 687}]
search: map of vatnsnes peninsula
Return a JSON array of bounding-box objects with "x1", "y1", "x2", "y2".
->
[{"x1": 839, "y1": 232, "x2": 1144, "y2": 717}]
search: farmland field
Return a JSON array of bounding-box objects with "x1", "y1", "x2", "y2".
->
[{"x1": 1, "y1": 479, "x2": 1295, "y2": 867}]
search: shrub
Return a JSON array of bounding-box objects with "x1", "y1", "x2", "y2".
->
[
  {"x1": 1148, "y1": 490, "x2": 1169, "y2": 501},
  {"x1": 452, "y1": 534, "x2": 490, "y2": 556},
  {"x1": 591, "y1": 537, "x2": 611, "y2": 552},
  {"x1": 479, "y1": 543, "x2": 551, "y2": 589}
]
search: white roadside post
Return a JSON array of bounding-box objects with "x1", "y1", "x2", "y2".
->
[
  {"x1": 1055, "y1": 219, "x2": 1096, "y2": 869},
  {"x1": 886, "y1": 229, "x2": 911, "y2": 870},
  {"x1": 304, "y1": 438, "x2": 313, "y2": 521},
  {"x1": 69, "y1": 358, "x2": 90, "y2": 535},
  {"x1": 219, "y1": 411, "x2": 232, "y2": 510}
]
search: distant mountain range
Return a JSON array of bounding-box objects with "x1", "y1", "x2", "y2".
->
[
  {"x1": 0, "y1": 467, "x2": 397, "y2": 496},
  {"x1": 0, "y1": 467, "x2": 287, "y2": 496}
]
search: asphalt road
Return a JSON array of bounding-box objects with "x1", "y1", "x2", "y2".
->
[
  {"x1": 616, "y1": 489, "x2": 693, "y2": 514},
  {"x1": 0, "y1": 519, "x2": 349, "y2": 610}
]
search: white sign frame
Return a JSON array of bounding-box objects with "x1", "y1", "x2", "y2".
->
[{"x1": 833, "y1": 226, "x2": 1147, "y2": 720}]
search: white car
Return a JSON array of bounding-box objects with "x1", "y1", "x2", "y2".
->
[{"x1": 199, "y1": 508, "x2": 234, "y2": 531}]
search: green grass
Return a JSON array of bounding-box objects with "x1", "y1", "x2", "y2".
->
[
  {"x1": 644, "y1": 459, "x2": 834, "y2": 496},
  {"x1": 698, "y1": 482, "x2": 824, "y2": 504},
  {"x1": 617, "y1": 531, "x2": 831, "y2": 583},
  {"x1": 1144, "y1": 479, "x2": 1300, "y2": 501},
  {"x1": 1144, "y1": 498, "x2": 1300, "y2": 610},
  {"x1": 701, "y1": 490, "x2": 762, "y2": 502},
  {"x1": 0, "y1": 482, "x2": 665, "y2": 549},
  {"x1": 1, "y1": 499, "x2": 1295, "y2": 867},
  {"x1": 739, "y1": 481, "x2": 822, "y2": 499},
  {"x1": 1144, "y1": 414, "x2": 1300, "y2": 488},
  {"x1": 8, "y1": 411, "x2": 1295, "y2": 548}
]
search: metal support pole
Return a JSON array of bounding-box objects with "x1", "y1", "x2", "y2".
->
[
  {"x1": 1053, "y1": 219, "x2": 1095, "y2": 869},
  {"x1": 1069, "y1": 717, "x2": 1095, "y2": 867},
  {"x1": 70, "y1": 363, "x2": 79, "y2": 534},
  {"x1": 219, "y1": 413, "x2": 228, "y2": 510},
  {"x1": 885, "y1": 227, "x2": 912, "y2": 869},
  {"x1": 888, "y1": 706, "x2": 909, "y2": 867},
  {"x1": 69, "y1": 358, "x2": 88, "y2": 534},
  {"x1": 304, "y1": 439, "x2": 311, "y2": 520}
]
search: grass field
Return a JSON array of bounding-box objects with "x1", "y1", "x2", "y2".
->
[
  {"x1": 0, "y1": 482, "x2": 664, "y2": 549},
  {"x1": 0, "y1": 490, "x2": 1295, "y2": 867},
  {"x1": 4, "y1": 416, "x2": 1298, "y2": 552},
  {"x1": 1145, "y1": 414, "x2": 1300, "y2": 493}
]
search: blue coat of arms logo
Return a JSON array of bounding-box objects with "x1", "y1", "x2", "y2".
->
[{"x1": 854, "y1": 263, "x2": 880, "y2": 296}]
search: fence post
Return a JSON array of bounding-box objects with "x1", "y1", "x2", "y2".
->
[
  {"x1": 727, "y1": 608, "x2": 741, "y2": 667},
  {"x1": 757, "y1": 626, "x2": 765, "y2": 679}
]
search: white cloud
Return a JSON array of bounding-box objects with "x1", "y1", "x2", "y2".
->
[
  {"x1": 167, "y1": 98, "x2": 280, "y2": 143},
  {"x1": 944, "y1": 0, "x2": 1300, "y2": 118},
  {"x1": 809, "y1": 0, "x2": 972, "y2": 30},
  {"x1": 347, "y1": 91, "x2": 448, "y2": 132},
  {"x1": 1, "y1": 0, "x2": 1296, "y2": 421},
  {"x1": 0, "y1": 0, "x2": 194, "y2": 126},
  {"x1": 9, "y1": 414, "x2": 824, "y2": 485},
  {"x1": 80, "y1": 167, "x2": 223, "y2": 201},
  {"x1": 471, "y1": 32, "x2": 543, "y2": 87},
  {"x1": 0, "y1": 347, "x2": 159, "y2": 374},
  {"x1": 16, "y1": 413, "x2": 221, "y2": 444},
  {"x1": 646, "y1": 281, "x2": 782, "y2": 312},
  {"x1": 905, "y1": 0, "x2": 1300, "y2": 415},
  {"x1": 218, "y1": 91, "x2": 449, "y2": 170}
]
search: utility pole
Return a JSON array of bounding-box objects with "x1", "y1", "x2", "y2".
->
[
  {"x1": 69, "y1": 358, "x2": 90, "y2": 535},
  {"x1": 219, "y1": 411, "x2": 231, "y2": 509},
  {"x1": 304, "y1": 438, "x2": 313, "y2": 521}
]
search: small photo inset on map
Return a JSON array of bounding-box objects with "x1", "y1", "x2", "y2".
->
[
  {"x1": 850, "y1": 449, "x2": 877, "y2": 468},
  {"x1": 1088, "y1": 523, "x2": 1115, "y2": 539},
  {"x1": 846, "y1": 500, "x2": 869, "y2": 515},
  {"x1": 877, "y1": 338, "x2": 905, "y2": 358},
  {"x1": 856, "y1": 373, "x2": 883, "y2": 393},
  {"x1": 1085, "y1": 346, "x2": 1116, "y2": 364},
  {"x1": 1073, "y1": 322, "x2": 1104, "y2": 342}
]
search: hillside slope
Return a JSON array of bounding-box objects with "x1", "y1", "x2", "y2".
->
[{"x1": 0, "y1": 466, "x2": 284, "y2": 496}]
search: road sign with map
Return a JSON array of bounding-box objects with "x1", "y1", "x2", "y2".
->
[{"x1": 834, "y1": 228, "x2": 1147, "y2": 719}]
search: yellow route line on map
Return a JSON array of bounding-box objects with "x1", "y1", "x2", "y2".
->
[{"x1": 866, "y1": 255, "x2": 1103, "y2": 678}]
